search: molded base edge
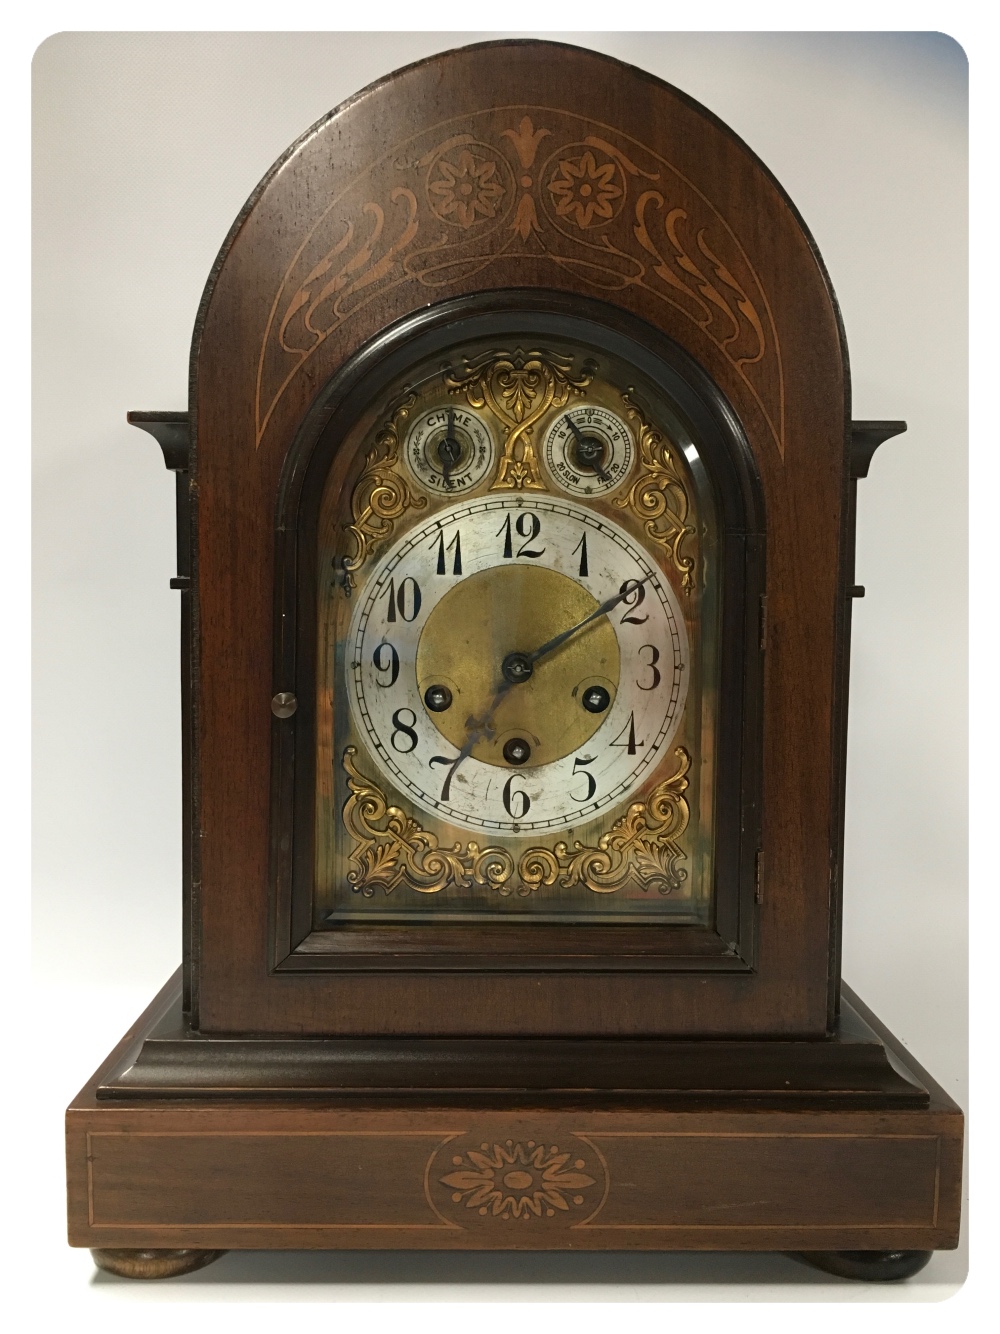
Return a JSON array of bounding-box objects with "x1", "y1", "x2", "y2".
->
[{"x1": 66, "y1": 972, "x2": 963, "y2": 1257}]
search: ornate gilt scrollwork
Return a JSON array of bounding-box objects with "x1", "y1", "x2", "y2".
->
[
  {"x1": 342, "y1": 745, "x2": 466, "y2": 895},
  {"x1": 342, "y1": 746, "x2": 530, "y2": 897},
  {"x1": 446, "y1": 349, "x2": 593, "y2": 490},
  {"x1": 556, "y1": 748, "x2": 691, "y2": 896},
  {"x1": 342, "y1": 745, "x2": 690, "y2": 898},
  {"x1": 339, "y1": 394, "x2": 424, "y2": 593},
  {"x1": 614, "y1": 391, "x2": 697, "y2": 593}
]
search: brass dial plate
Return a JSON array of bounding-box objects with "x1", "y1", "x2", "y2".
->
[{"x1": 416, "y1": 564, "x2": 620, "y2": 768}]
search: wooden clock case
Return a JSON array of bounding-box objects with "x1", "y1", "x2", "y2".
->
[{"x1": 65, "y1": 40, "x2": 962, "y2": 1281}]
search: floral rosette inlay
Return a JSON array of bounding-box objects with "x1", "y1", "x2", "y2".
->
[
  {"x1": 547, "y1": 148, "x2": 624, "y2": 229},
  {"x1": 441, "y1": 1140, "x2": 596, "y2": 1220},
  {"x1": 257, "y1": 107, "x2": 783, "y2": 457},
  {"x1": 428, "y1": 148, "x2": 507, "y2": 229}
]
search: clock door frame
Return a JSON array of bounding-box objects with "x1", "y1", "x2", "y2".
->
[{"x1": 270, "y1": 291, "x2": 765, "y2": 979}]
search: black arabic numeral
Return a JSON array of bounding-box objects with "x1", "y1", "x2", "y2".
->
[
  {"x1": 372, "y1": 640, "x2": 399, "y2": 688},
  {"x1": 396, "y1": 576, "x2": 421, "y2": 621},
  {"x1": 572, "y1": 532, "x2": 589, "y2": 577},
  {"x1": 432, "y1": 529, "x2": 462, "y2": 576},
  {"x1": 637, "y1": 644, "x2": 661, "y2": 691},
  {"x1": 429, "y1": 753, "x2": 459, "y2": 802},
  {"x1": 515, "y1": 511, "x2": 545, "y2": 557},
  {"x1": 378, "y1": 576, "x2": 397, "y2": 623},
  {"x1": 619, "y1": 579, "x2": 649, "y2": 624},
  {"x1": 502, "y1": 773, "x2": 531, "y2": 819},
  {"x1": 379, "y1": 576, "x2": 422, "y2": 622},
  {"x1": 390, "y1": 708, "x2": 418, "y2": 753},
  {"x1": 610, "y1": 711, "x2": 643, "y2": 756},
  {"x1": 571, "y1": 754, "x2": 597, "y2": 802},
  {"x1": 497, "y1": 512, "x2": 545, "y2": 559}
]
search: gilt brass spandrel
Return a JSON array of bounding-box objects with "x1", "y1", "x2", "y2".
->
[
  {"x1": 340, "y1": 393, "x2": 425, "y2": 594},
  {"x1": 335, "y1": 344, "x2": 701, "y2": 598},
  {"x1": 341, "y1": 743, "x2": 691, "y2": 903},
  {"x1": 615, "y1": 391, "x2": 697, "y2": 593},
  {"x1": 445, "y1": 347, "x2": 593, "y2": 491}
]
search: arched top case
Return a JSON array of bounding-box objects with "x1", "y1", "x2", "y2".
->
[{"x1": 187, "y1": 40, "x2": 850, "y2": 1038}]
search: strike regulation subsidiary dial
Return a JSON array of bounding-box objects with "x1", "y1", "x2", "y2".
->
[{"x1": 543, "y1": 405, "x2": 633, "y2": 496}]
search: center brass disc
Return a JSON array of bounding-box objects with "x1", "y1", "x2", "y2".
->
[{"x1": 416, "y1": 565, "x2": 620, "y2": 768}]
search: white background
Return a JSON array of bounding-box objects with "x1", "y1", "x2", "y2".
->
[{"x1": 30, "y1": 28, "x2": 969, "y2": 1312}]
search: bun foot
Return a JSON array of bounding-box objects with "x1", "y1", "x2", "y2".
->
[
  {"x1": 791, "y1": 1250, "x2": 933, "y2": 1281},
  {"x1": 91, "y1": 1248, "x2": 227, "y2": 1280}
]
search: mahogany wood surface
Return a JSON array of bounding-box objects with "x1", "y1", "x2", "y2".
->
[
  {"x1": 93, "y1": 972, "x2": 929, "y2": 1104},
  {"x1": 66, "y1": 973, "x2": 963, "y2": 1253},
  {"x1": 188, "y1": 40, "x2": 850, "y2": 1038}
]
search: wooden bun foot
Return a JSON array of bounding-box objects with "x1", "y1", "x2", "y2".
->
[
  {"x1": 91, "y1": 1248, "x2": 227, "y2": 1280},
  {"x1": 791, "y1": 1250, "x2": 933, "y2": 1281}
]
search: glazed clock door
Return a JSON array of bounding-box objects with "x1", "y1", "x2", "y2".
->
[{"x1": 272, "y1": 295, "x2": 764, "y2": 985}]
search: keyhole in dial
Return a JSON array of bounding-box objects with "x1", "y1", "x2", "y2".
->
[
  {"x1": 502, "y1": 737, "x2": 532, "y2": 765},
  {"x1": 424, "y1": 684, "x2": 453, "y2": 713},
  {"x1": 581, "y1": 685, "x2": 611, "y2": 713}
]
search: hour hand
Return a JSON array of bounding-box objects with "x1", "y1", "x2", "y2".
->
[{"x1": 433, "y1": 680, "x2": 514, "y2": 798}]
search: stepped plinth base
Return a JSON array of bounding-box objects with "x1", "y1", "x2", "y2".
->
[{"x1": 67, "y1": 973, "x2": 962, "y2": 1274}]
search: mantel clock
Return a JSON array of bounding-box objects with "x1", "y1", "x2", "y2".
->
[{"x1": 66, "y1": 40, "x2": 962, "y2": 1283}]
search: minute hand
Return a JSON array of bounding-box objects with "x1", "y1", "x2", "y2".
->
[
  {"x1": 437, "y1": 573, "x2": 654, "y2": 802},
  {"x1": 526, "y1": 573, "x2": 654, "y2": 667}
]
